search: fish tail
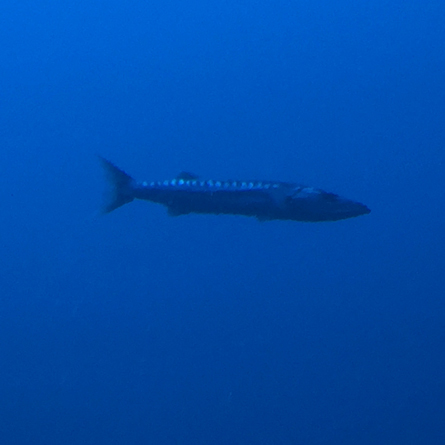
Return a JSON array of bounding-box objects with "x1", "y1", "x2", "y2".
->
[{"x1": 99, "y1": 156, "x2": 136, "y2": 213}]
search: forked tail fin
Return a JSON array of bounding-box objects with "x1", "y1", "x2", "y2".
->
[{"x1": 99, "y1": 156, "x2": 136, "y2": 213}]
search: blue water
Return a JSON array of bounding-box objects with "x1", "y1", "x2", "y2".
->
[{"x1": 1, "y1": 1, "x2": 444, "y2": 443}]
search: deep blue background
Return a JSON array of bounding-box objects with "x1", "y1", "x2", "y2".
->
[{"x1": 1, "y1": 1, "x2": 444, "y2": 443}]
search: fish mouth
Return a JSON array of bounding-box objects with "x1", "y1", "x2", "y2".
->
[
  {"x1": 355, "y1": 202, "x2": 371, "y2": 215},
  {"x1": 286, "y1": 193, "x2": 371, "y2": 221},
  {"x1": 317, "y1": 191, "x2": 370, "y2": 219},
  {"x1": 362, "y1": 205, "x2": 371, "y2": 215},
  {"x1": 335, "y1": 200, "x2": 371, "y2": 220}
]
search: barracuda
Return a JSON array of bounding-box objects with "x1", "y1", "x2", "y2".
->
[{"x1": 100, "y1": 157, "x2": 370, "y2": 222}]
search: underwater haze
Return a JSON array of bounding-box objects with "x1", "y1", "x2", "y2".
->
[{"x1": 1, "y1": 0, "x2": 444, "y2": 444}]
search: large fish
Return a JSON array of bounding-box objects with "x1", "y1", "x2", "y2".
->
[{"x1": 100, "y1": 157, "x2": 370, "y2": 222}]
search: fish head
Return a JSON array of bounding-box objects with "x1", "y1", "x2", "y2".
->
[{"x1": 287, "y1": 187, "x2": 371, "y2": 221}]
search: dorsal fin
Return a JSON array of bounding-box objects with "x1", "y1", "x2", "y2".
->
[{"x1": 176, "y1": 171, "x2": 200, "y2": 180}]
